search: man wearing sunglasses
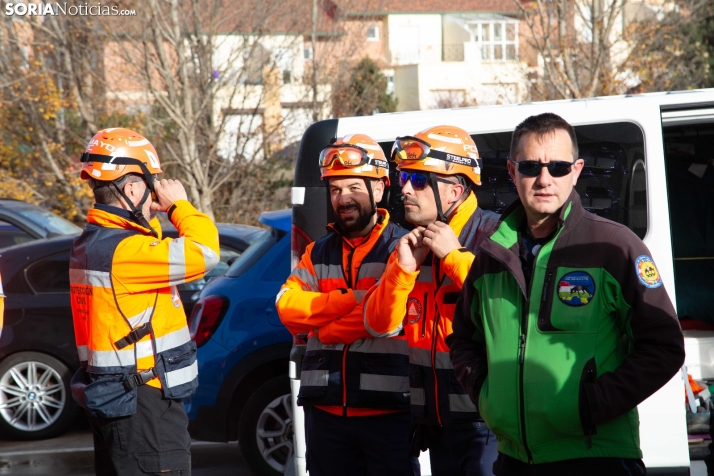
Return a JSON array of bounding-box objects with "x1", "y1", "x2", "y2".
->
[
  {"x1": 277, "y1": 135, "x2": 416, "y2": 476},
  {"x1": 361, "y1": 125, "x2": 500, "y2": 475},
  {"x1": 448, "y1": 113, "x2": 684, "y2": 475}
]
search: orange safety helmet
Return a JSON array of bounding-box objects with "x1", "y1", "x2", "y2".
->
[
  {"x1": 80, "y1": 128, "x2": 162, "y2": 183},
  {"x1": 319, "y1": 134, "x2": 390, "y2": 185},
  {"x1": 391, "y1": 125, "x2": 481, "y2": 186}
]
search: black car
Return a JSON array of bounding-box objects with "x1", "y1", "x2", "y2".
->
[
  {"x1": 0, "y1": 222, "x2": 261, "y2": 440},
  {"x1": 0, "y1": 199, "x2": 82, "y2": 248}
]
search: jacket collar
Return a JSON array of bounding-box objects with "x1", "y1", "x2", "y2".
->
[
  {"x1": 489, "y1": 189, "x2": 582, "y2": 251},
  {"x1": 88, "y1": 204, "x2": 163, "y2": 238},
  {"x1": 448, "y1": 192, "x2": 478, "y2": 239},
  {"x1": 481, "y1": 189, "x2": 584, "y2": 298}
]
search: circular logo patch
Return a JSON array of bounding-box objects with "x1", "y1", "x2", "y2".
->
[
  {"x1": 635, "y1": 255, "x2": 662, "y2": 288},
  {"x1": 557, "y1": 271, "x2": 596, "y2": 307},
  {"x1": 407, "y1": 298, "x2": 422, "y2": 324}
]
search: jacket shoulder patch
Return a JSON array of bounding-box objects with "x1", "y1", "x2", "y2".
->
[{"x1": 635, "y1": 255, "x2": 662, "y2": 288}]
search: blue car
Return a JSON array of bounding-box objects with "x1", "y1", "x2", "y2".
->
[{"x1": 186, "y1": 209, "x2": 293, "y2": 476}]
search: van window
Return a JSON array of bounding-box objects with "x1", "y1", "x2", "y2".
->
[
  {"x1": 378, "y1": 122, "x2": 647, "y2": 236},
  {"x1": 663, "y1": 120, "x2": 714, "y2": 325}
]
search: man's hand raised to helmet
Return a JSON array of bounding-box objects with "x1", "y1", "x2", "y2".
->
[
  {"x1": 150, "y1": 179, "x2": 189, "y2": 213},
  {"x1": 422, "y1": 221, "x2": 462, "y2": 259}
]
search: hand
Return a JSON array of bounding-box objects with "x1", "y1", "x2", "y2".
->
[
  {"x1": 150, "y1": 179, "x2": 188, "y2": 212},
  {"x1": 397, "y1": 227, "x2": 429, "y2": 272},
  {"x1": 423, "y1": 221, "x2": 461, "y2": 259}
]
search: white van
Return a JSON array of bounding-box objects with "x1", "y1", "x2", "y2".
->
[{"x1": 288, "y1": 88, "x2": 714, "y2": 475}]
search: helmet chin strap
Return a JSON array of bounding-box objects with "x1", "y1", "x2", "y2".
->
[
  {"x1": 112, "y1": 180, "x2": 158, "y2": 238},
  {"x1": 428, "y1": 173, "x2": 466, "y2": 224},
  {"x1": 364, "y1": 178, "x2": 377, "y2": 216}
]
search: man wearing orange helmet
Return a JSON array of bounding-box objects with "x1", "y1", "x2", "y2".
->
[
  {"x1": 363, "y1": 126, "x2": 500, "y2": 475},
  {"x1": 277, "y1": 134, "x2": 417, "y2": 475},
  {"x1": 69, "y1": 128, "x2": 220, "y2": 475}
]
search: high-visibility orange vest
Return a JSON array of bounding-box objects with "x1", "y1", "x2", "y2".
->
[
  {"x1": 366, "y1": 194, "x2": 500, "y2": 426},
  {"x1": 70, "y1": 201, "x2": 219, "y2": 418},
  {"x1": 278, "y1": 210, "x2": 410, "y2": 416}
]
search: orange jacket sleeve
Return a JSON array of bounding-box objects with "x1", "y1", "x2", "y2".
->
[
  {"x1": 441, "y1": 248, "x2": 475, "y2": 289},
  {"x1": 363, "y1": 252, "x2": 419, "y2": 338},
  {"x1": 317, "y1": 286, "x2": 378, "y2": 344},
  {"x1": 111, "y1": 200, "x2": 220, "y2": 294},
  {"x1": 276, "y1": 242, "x2": 359, "y2": 335}
]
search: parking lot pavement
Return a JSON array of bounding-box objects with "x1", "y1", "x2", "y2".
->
[{"x1": 0, "y1": 417, "x2": 255, "y2": 475}]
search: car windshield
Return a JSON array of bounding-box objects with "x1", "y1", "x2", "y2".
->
[
  {"x1": 225, "y1": 228, "x2": 277, "y2": 278},
  {"x1": 2, "y1": 202, "x2": 81, "y2": 235}
]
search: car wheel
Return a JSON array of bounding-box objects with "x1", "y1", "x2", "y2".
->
[
  {"x1": 0, "y1": 352, "x2": 79, "y2": 440},
  {"x1": 238, "y1": 375, "x2": 293, "y2": 476}
]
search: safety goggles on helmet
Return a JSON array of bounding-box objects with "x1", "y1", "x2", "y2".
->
[
  {"x1": 319, "y1": 144, "x2": 388, "y2": 170},
  {"x1": 509, "y1": 159, "x2": 574, "y2": 178},
  {"x1": 399, "y1": 171, "x2": 460, "y2": 190},
  {"x1": 391, "y1": 136, "x2": 482, "y2": 169}
]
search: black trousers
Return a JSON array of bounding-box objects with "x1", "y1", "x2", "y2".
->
[
  {"x1": 493, "y1": 453, "x2": 646, "y2": 476},
  {"x1": 426, "y1": 423, "x2": 499, "y2": 476},
  {"x1": 304, "y1": 406, "x2": 419, "y2": 476},
  {"x1": 88, "y1": 385, "x2": 191, "y2": 476}
]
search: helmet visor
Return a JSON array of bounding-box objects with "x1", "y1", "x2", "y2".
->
[
  {"x1": 391, "y1": 136, "x2": 431, "y2": 163},
  {"x1": 319, "y1": 145, "x2": 371, "y2": 169},
  {"x1": 391, "y1": 136, "x2": 483, "y2": 170}
]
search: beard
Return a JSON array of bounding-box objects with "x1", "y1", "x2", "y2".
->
[{"x1": 335, "y1": 202, "x2": 374, "y2": 234}]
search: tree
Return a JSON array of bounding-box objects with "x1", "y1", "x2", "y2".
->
[
  {"x1": 625, "y1": 1, "x2": 714, "y2": 93},
  {"x1": 0, "y1": 9, "x2": 131, "y2": 220},
  {"x1": 99, "y1": 0, "x2": 344, "y2": 222},
  {"x1": 516, "y1": 0, "x2": 714, "y2": 100},
  {"x1": 338, "y1": 57, "x2": 397, "y2": 116},
  {"x1": 515, "y1": 0, "x2": 627, "y2": 100}
]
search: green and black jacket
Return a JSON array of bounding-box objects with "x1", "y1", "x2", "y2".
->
[{"x1": 447, "y1": 190, "x2": 685, "y2": 464}]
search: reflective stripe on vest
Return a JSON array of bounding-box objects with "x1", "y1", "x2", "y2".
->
[{"x1": 298, "y1": 335, "x2": 410, "y2": 410}]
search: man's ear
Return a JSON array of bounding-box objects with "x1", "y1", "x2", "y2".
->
[
  {"x1": 507, "y1": 159, "x2": 516, "y2": 182},
  {"x1": 448, "y1": 181, "x2": 465, "y2": 205},
  {"x1": 372, "y1": 178, "x2": 386, "y2": 202}
]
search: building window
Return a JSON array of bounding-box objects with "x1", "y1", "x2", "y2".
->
[
  {"x1": 304, "y1": 47, "x2": 313, "y2": 60},
  {"x1": 367, "y1": 25, "x2": 380, "y2": 42},
  {"x1": 473, "y1": 21, "x2": 518, "y2": 61}
]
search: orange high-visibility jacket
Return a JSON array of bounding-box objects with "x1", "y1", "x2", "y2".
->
[
  {"x1": 70, "y1": 201, "x2": 219, "y2": 418},
  {"x1": 277, "y1": 210, "x2": 410, "y2": 417},
  {"x1": 364, "y1": 193, "x2": 500, "y2": 426}
]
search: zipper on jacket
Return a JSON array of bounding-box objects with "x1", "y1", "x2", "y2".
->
[
  {"x1": 421, "y1": 292, "x2": 428, "y2": 337},
  {"x1": 342, "y1": 344, "x2": 350, "y2": 417},
  {"x1": 167, "y1": 348, "x2": 196, "y2": 364},
  {"x1": 345, "y1": 247, "x2": 355, "y2": 289},
  {"x1": 519, "y1": 255, "x2": 541, "y2": 464},
  {"x1": 518, "y1": 303, "x2": 533, "y2": 463},
  {"x1": 541, "y1": 272, "x2": 552, "y2": 304},
  {"x1": 431, "y1": 310, "x2": 443, "y2": 426}
]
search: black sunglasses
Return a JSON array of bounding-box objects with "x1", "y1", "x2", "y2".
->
[
  {"x1": 399, "y1": 171, "x2": 458, "y2": 190},
  {"x1": 509, "y1": 159, "x2": 574, "y2": 177}
]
